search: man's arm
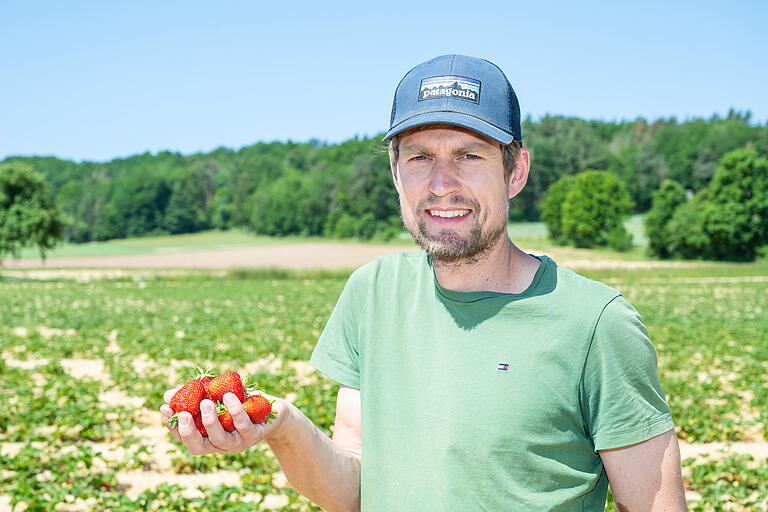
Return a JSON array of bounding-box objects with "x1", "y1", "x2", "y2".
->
[
  {"x1": 599, "y1": 429, "x2": 688, "y2": 512},
  {"x1": 267, "y1": 385, "x2": 361, "y2": 512},
  {"x1": 161, "y1": 385, "x2": 361, "y2": 512}
]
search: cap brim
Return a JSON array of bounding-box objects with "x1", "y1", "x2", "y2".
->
[{"x1": 383, "y1": 111, "x2": 515, "y2": 145}]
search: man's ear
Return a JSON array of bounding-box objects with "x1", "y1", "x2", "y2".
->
[
  {"x1": 391, "y1": 159, "x2": 403, "y2": 196},
  {"x1": 508, "y1": 147, "x2": 530, "y2": 200}
]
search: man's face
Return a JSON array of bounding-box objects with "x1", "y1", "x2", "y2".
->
[{"x1": 393, "y1": 126, "x2": 513, "y2": 263}]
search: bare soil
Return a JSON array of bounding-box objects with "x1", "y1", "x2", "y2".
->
[
  {"x1": 2, "y1": 242, "x2": 706, "y2": 272},
  {"x1": 2, "y1": 243, "x2": 419, "y2": 270}
]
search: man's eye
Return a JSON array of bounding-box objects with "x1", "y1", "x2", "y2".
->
[
  {"x1": 463, "y1": 154, "x2": 480, "y2": 160},
  {"x1": 410, "y1": 155, "x2": 428, "y2": 161}
]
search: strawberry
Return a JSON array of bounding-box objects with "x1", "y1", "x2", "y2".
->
[
  {"x1": 169, "y1": 379, "x2": 206, "y2": 417},
  {"x1": 193, "y1": 414, "x2": 207, "y2": 436},
  {"x1": 242, "y1": 395, "x2": 276, "y2": 424},
  {"x1": 205, "y1": 371, "x2": 246, "y2": 402},
  {"x1": 215, "y1": 402, "x2": 235, "y2": 432}
]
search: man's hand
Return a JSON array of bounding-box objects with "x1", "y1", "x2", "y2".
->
[
  {"x1": 160, "y1": 388, "x2": 287, "y2": 455},
  {"x1": 161, "y1": 384, "x2": 361, "y2": 512}
]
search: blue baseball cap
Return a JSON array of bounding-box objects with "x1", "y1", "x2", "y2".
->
[{"x1": 383, "y1": 54, "x2": 522, "y2": 145}]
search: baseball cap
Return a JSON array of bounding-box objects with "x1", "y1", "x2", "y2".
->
[{"x1": 383, "y1": 54, "x2": 522, "y2": 145}]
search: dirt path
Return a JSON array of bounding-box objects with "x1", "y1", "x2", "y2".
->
[
  {"x1": 2, "y1": 242, "x2": 708, "y2": 272},
  {"x1": 2, "y1": 243, "x2": 419, "y2": 270}
]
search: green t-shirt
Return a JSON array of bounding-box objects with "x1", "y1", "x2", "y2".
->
[{"x1": 310, "y1": 251, "x2": 674, "y2": 511}]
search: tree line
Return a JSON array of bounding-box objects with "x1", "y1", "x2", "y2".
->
[
  {"x1": 540, "y1": 146, "x2": 768, "y2": 262},
  {"x1": 1, "y1": 110, "x2": 766, "y2": 254}
]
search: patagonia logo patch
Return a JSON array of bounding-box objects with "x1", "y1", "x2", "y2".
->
[{"x1": 419, "y1": 75, "x2": 481, "y2": 104}]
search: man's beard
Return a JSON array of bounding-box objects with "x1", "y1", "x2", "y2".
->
[{"x1": 403, "y1": 193, "x2": 507, "y2": 264}]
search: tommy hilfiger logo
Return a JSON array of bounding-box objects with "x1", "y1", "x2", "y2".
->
[
  {"x1": 497, "y1": 362, "x2": 510, "y2": 372},
  {"x1": 419, "y1": 75, "x2": 481, "y2": 104}
]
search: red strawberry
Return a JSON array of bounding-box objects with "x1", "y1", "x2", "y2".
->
[
  {"x1": 193, "y1": 414, "x2": 207, "y2": 436},
  {"x1": 169, "y1": 379, "x2": 206, "y2": 417},
  {"x1": 215, "y1": 402, "x2": 235, "y2": 432},
  {"x1": 205, "y1": 371, "x2": 246, "y2": 402},
  {"x1": 242, "y1": 395, "x2": 276, "y2": 424}
]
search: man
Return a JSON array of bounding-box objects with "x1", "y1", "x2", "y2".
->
[{"x1": 162, "y1": 54, "x2": 688, "y2": 511}]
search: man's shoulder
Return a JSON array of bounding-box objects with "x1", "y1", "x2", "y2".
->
[
  {"x1": 543, "y1": 255, "x2": 622, "y2": 305},
  {"x1": 348, "y1": 249, "x2": 426, "y2": 283}
]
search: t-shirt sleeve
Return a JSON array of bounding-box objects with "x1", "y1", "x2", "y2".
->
[
  {"x1": 580, "y1": 295, "x2": 675, "y2": 451},
  {"x1": 309, "y1": 268, "x2": 367, "y2": 390}
]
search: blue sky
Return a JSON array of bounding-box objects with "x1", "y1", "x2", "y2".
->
[{"x1": 1, "y1": 1, "x2": 766, "y2": 162}]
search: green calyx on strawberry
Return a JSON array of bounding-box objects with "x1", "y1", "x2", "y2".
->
[{"x1": 194, "y1": 366, "x2": 214, "y2": 385}]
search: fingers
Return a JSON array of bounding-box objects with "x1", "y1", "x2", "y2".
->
[
  {"x1": 161, "y1": 398, "x2": 225, "y2": 455},
  {"x1": 164, "y1": 387, "x2": 180, "y2": 404},
  {"x1": 160, "y1": 404, "x2": 182, "y2": 442},
  {"x1": 224, "y1": 393, "x2": 259, "y2": 441},
  {"x1": 160, "y1": 389, "x2": 280, "y2": 455},
  {"x1": 176, "y1": 410, "x2": 225, "y2": 455},
  {"x1": 199, "y1": 398, "x2": 245, "y2": 453}
]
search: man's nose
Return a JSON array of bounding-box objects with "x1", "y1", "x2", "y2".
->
[{"x1": 427, "y1": 157, "x2": 460, "y2": 197}]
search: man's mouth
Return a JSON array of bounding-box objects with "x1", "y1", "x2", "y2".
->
[{"x1": 426, "y1": 209, "x2": 472, "y2": 219}]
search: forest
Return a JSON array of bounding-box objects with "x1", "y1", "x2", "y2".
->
[{"x1": 2, "y1": 110, "x2": 765, "y2": 244}]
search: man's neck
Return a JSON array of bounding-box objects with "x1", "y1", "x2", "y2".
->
[{"x1": 432, "y1": 236, "x2": 541, "y2": 294}]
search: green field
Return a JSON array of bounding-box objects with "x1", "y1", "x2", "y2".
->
[
  {"x1": 13, "y1": 216, "x2": 649, "y2": 262},
  {"x1": 1, "y1": 242, "x2": 767, "y2": 510},
  {"x1": 13, "y1": 230, "x2": 318, "y2": 259}
]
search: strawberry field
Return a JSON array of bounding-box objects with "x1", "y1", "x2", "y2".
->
[{"x1": 1, "y1": 262, "x2": 767, "y2": 511}]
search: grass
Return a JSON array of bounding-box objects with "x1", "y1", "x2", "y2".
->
[
  {"x1": 507, "y1": 214, "x2": 655, "y2": 262},
  {"x1": 507, "y1": 214, "x2": 646, "y2": 244},
  {"x1": 13, "y1": 215, "x2": 646, "y2": 262},
  {"x1": 14, "y1": 229, "x2": 421, "y2": 260},
  {"x1": 14, "y1": 229, "x2": 306, "y2": 259}
]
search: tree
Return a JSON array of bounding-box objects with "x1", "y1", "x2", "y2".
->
[
  {"x1": 700, "y1": 149, "x2": 768, "y2": 261},
  {"x1": 0, "y1": 163, "x2": 64, "y2": 261},
  {"x1": 663, "y1": 149, "x2": 768, "y2": 261},
  {"x1": 666, "y1": 191, "x2": 712, "y2": 260},
  {"x1": 5, "y1": 116, "x2": 767, "y2": 244},
  {"x1": 250, "y1": 170, "x2": 332, "y2": 237},
  {"x1": 164, "y1": 182, "x2": 200, "y2": 234},
  {"x1": 109, "y1": 169, "x2": 171, "y2": 238},
  {"x1": 644, "y1": 179, "x2": 687, "y2": 258},
  {"x1": 561, "y1": 170, "x2": 634, "y2": 248},
  {"x1": 164, "y1": 168, "x2": 211, "y2": 235},
  {"x1": 541, "y1": 175, "x2": 576, "y2": 245}
]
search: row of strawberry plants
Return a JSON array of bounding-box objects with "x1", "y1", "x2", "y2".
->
[
  {"x1": 0, "y1": 362, "x2": 136, "y2": 443},
  {"x1": 1, "y1": 267, "x2": 766, "y2": 510},
  {"x1": 615, "y1": 278, "x2": 768, "y2": 442},
  {"x1": 682, "y1": 454, "x2": 768, "y2": 510}
]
